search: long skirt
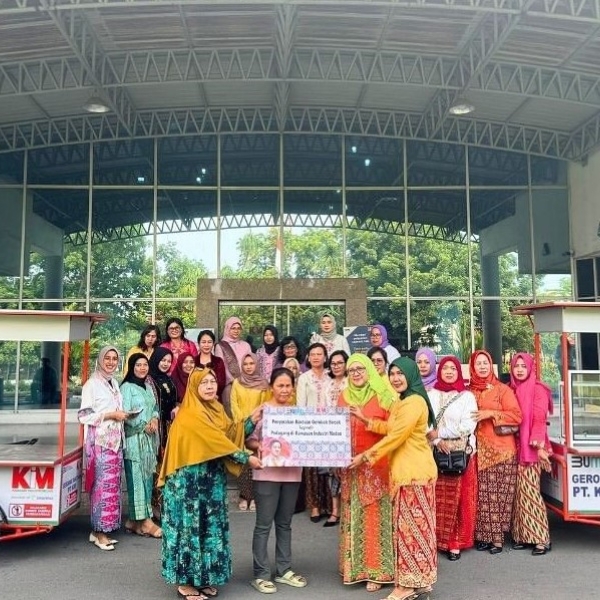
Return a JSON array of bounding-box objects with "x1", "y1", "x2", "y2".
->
[
  {"x1": 511, "y1": 463, "x2": 550, "y2": 545},
  {"x1": 124, "y1": 458, "x2": 154, "y2": 521},
  {"x1": 89, "y1": 444, "x2": 122, "y2": 534},
  {"x1": 162, "y1": 460, "x2": 232, "y2": 587},
  {"x1": 339, "y1": 477, "x2": 395, "y2": 585},
  {"x1": 394, "y1": 484, "x2": 437, "y2": 590},
  {"x1": 238, "y1": 464, "x2": 254, "y2": 502},
  {"x1": 475, "y1": 456, "x2": 517, "y2": 545},
  {"x1": 435, "y1": 456, "x2": 478, "y2": 551},
  {"x1": 304, "y1": 467, "x2": 332, "y2": 514}
]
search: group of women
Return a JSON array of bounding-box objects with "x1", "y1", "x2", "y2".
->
[{"x1": 78, "y1": 314, "x2": 553, "y2": 600}]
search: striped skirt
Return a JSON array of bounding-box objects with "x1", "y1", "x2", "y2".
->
[
  {"x1": 511, "y1": 463, "x2": 550, "y2": 545},
  {"x1": 394, "y1": 484, "x2": 437, "y2": 589}
]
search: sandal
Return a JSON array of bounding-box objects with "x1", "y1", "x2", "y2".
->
[
  {"x1": 366, "y1": 582, "x2": 382, "y2": 592},
  {"x1": 239, "y1": 499, "x2": 248, "y2": 511},
  {"x1": 250, "y1": 579, "x2": 277, "y2": 594},
  {"x1": 381, "y1": 593, "x2": 418, "y2": 600},
  {"x1": 274, "y1": 570, "x2": 307, "y2": 588},
  {"x1": 199, "y1": 587, "x2": 218, "y2": 597},
  {"x1": 177, "y1": 586, "x2": 208, "y2": 600},
  {"x1": 140, "y1": 523, "x2": 163, "y2": 538}
]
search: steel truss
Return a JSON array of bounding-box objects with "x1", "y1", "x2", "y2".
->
[
  {"x1": 2, "y1": 0, "x2": 600, "y2": 22},
  {"x1": 2, "y1": 47, "x2": 600, "y2": 110},
  {"x1": 0, "y1": 106, "x2": 586, "y2": 159}
]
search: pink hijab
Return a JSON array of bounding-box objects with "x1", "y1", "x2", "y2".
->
[{"x1": 510, "y1": 352, "x2": 553, "y2": 464}]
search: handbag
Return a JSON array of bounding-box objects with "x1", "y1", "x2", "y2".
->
[
  {"x1": 494, "y1": 424, "x2": 519, "y2": 436},
  {"x1": 432, "y1": 392, "x2": 471, "y2": 476},
  {"x1": 433, "y1": 446, "x2": 471, "y2": 475}
]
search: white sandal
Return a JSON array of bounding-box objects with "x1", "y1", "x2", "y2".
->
[{"x1": 250, "y1": 579, "x2": 277, "y2": 594}]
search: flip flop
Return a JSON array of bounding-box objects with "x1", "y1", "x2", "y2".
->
[
  {"x1": 199, "y1": 587, "x2": 218, "y2": 597},
  {"x1": 177, "y1": 587, "x2": 208, "y2": 600}
]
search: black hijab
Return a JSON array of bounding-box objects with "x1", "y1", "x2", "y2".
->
[
  {"x1": 263, "y1": 325, "x2": 279, "y2": 355},
  {"x1": 149, "y1": 347, "x2": 174, "y2": 386},
  {"x1": 121, "y1": 352, "x2": 149, "y2": 390}
]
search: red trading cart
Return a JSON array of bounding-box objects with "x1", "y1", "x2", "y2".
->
[
  {"x1": 512, "y1": 302, "x2": 600, "y2": 526},
  {"x1": 0, "y1": 310, "x2": 106, "y2": 541}
]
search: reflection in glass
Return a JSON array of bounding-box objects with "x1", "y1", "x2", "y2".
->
[
  {"x1": 284, "y1": 135, "x2": 341, "y2": 186},
  {"x1": 222, "y1": 134, "x2": 278, "y2": 186},
  {"x1": 158, "y1": 136, "x2": 217, "y2": 186},
  {"x1": 346, "y1": 137, "x2": 403, "y2": 187}
]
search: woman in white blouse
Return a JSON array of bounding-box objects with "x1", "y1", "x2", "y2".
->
[
  {"x1": 78, "y1": 346, "x2": 130, "y2": 551},
  {"x1": 426, "y1": 355, "x2": 478, "y2": 561}
]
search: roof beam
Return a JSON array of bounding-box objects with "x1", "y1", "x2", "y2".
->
[
  {"x1": 273, "y1": 4, "x2": 298, "y2": 130},
  {"x1": 38, "y1": 1, "x2": 134, "y2": 136},
  {"x1": 419, "y1": 8, "x2": 529, "y2": 141},
  {"x1": 4, "y1": 48, "x2": 600, "y2": 110},
  {"x1": 0, "y1": 106, "x2": 581, "y2": 160},
  {"x1": 2, "y1": 0, "x2": 600, "y2": 23}
]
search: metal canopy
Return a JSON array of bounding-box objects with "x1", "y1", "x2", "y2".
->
[{"x1": 0, "y1": 0, "x2": 599, "y2": 161}]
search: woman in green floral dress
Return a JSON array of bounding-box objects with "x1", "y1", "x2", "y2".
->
[{"x1": 158, "y1": 368, "x2": 263, "y2": 600}]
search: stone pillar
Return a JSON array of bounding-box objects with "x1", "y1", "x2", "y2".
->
[{"x1": 480, "y1": 253, "x2": 502, "y2": 368}]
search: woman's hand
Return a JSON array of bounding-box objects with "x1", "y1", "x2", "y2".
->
[
  {"x1": 538, "y1": 448, "x2": 551, "y2": 472},
  {"x1": 436, "y1": 440, "x2": 452, "y2": 454},
  {"x1": 145, "y1": 417, "x2": 159, "y2": 434},
  {"x1": 248, "y1": 455, "x2": 263, "y2": 469},
  {"x1": 471, "y1": 409, "x2": 495, "y2": 423},
  {"x1": 426, "y1": 428, "x2": 439, "y2": 442},
  {"x1": 348, "y1": 406, "x2": 367, "y2": 424},
  {"x1": 250, "y1": 405, "x2": 264, "y2": 425},
  {"x1": 348, "y1": 454, "x2": 364, "y2": 469},
  {"x1": 170, "y1": 406, "x2": 180, "y2": 420},
  {"x1": 111, "y1": 410, "x2": 130, "y2": 422}
]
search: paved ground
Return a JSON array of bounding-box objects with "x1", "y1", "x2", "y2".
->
[{"x1": 1, "y1": 507, "x2": 599, "y2": 600}]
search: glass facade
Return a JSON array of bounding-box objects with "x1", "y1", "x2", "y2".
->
[{"x1": 0, "y1": 135, "x2": 571, "y2": 410}]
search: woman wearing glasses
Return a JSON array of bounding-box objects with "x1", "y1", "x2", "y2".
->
[
  {"x1": 337, "y1": 353, "x2": 395, "y2": 593},
  {"x1": 160, "y1": 318, "x2": 198, "y2": 375},
  {"x1": 275, "y1": 336, "x2": 304, "y2": 370},
  {"x1": 159, "y1": 368, "x2": 263, "y2": 600}
]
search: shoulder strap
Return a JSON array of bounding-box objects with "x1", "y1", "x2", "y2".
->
[{"x1": 435, "y1": 391, "x2": 465, "y2": 425}]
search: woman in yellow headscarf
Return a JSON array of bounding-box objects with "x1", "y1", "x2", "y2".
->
[{"x1": 159, "y1": 368, "x2": 262, "y2": 600}]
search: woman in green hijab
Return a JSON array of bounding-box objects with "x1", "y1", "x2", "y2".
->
[
  {"x1": 349, "y1": 357, "x2": 438, "y2": 600},
  {"x1": 337, "y1": 353, "x2": 395, "y2": 592}
]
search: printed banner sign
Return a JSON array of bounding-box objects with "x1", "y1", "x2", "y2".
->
[{"x1": 262, "y1": 405, "x2": 351, "y2": 467}]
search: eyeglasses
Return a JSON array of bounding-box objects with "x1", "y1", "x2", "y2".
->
[
  {"x1": 330, "y1": 361, "x2": 345, "y2": 367},
  {"x1": 370, "y1": 332, "x2": 382, "y2": 338},
  {"x1": 167, "y1": 325, "x2": 182, "y2": 331},
  {"x1": 199, "y1": 379, "x2": 217, "y2": 387},
  {"x1": 347, "y1": 367, "x2": 367, "y2": 375},
  {"x1": 284, "y1": 343, "x2": 297, "y2": 349}
]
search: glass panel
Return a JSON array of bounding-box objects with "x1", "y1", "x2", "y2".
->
[
  {"x1": 27, "y1": 188, "x2": 90, "y2": 302},
  {"x1": 284, "y1": 190, "x2": 343, "y2": 277},
  {"x1": 155, "y1": 301, "x2": 197, "y2": 340},
  {"x1": 531, "y1": 189, "x2": 570, "y2": 296},
  {"x1": 90, "y1": 190, "x2": 154, "y2": 300},
  {"x1": 0, "y1": 341, "x2": 19, "y2": 410},
  {"x1": 220, "y1": 191, "x2": 279, "y2": 277},
  {"x1": 538, "y1": 331, "x2": 562, "y2": 437},
  {"x1": 530, "y1": 156, "x2": 567, "y2": 186},
  {"x1": 156, "y1": 189, "x2": 214, "y2": 293},
  {"x1": 93, "y1": 139, "x2": 154, "y2": 186},
  {"x1": 28, "y1": 144, "x2": 89, "y2": 185},
  {"x1": 284, "y1": 134, "x2": 341, "y2": 186},
  {"x1": 576, "y1": 259, "x2": 594, "y2": 300},
  {"x1": 346, "y1": 189, "x2": 404, "y2": 235},
  {"x1": 367, "y1": 299, "x2": 408, "y2": 352},
  {"x1": 410, "y1": 300, "x2": 471, "y2": 359},
  {"x1": 0, "y1": 151, "x2": 24, "y2": 183},
  {"x1": 408, "y1": 190, "x2": 469, "y2": 297},
  {"x1": 469, "y1": 147, "x2": 527, "y2": 187},
  {"x1": 0, "y1": 186, "x2": 24, "y2": 298},
  {"x1": 345, "y1": 137, "x2": 403, "y2": 187},
  {"x1": 221, "y1": 134, "x2": 279, "y2": 186},
  {"x1": 571, "y1": 371, "x2": 600, "y2": 441},
  {"x1": 407, "y1": 141, "x2": 465, "y2": 187},
  {"x1": 158, "y1": 135, "x2": 217, "y2": 186}
]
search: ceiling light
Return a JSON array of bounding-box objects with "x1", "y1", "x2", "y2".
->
[
  {"x1": 83, "y1": 94, "x2": 110, "y2": 114},
  {"x1": 448, "y1": 97, "x2": 475, "y2": 116},
  {"x1": 364, "y1": 158, "x2": 371, "y2": 167}
]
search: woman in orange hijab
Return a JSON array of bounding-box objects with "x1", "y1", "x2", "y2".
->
[{"x1": 158, "y1": 368, "x2": 262, "y2": 600}]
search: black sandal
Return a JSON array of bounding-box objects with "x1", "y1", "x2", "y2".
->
[{"x1": 323, "y1": 515, "x2": 340, "y2": 528}]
